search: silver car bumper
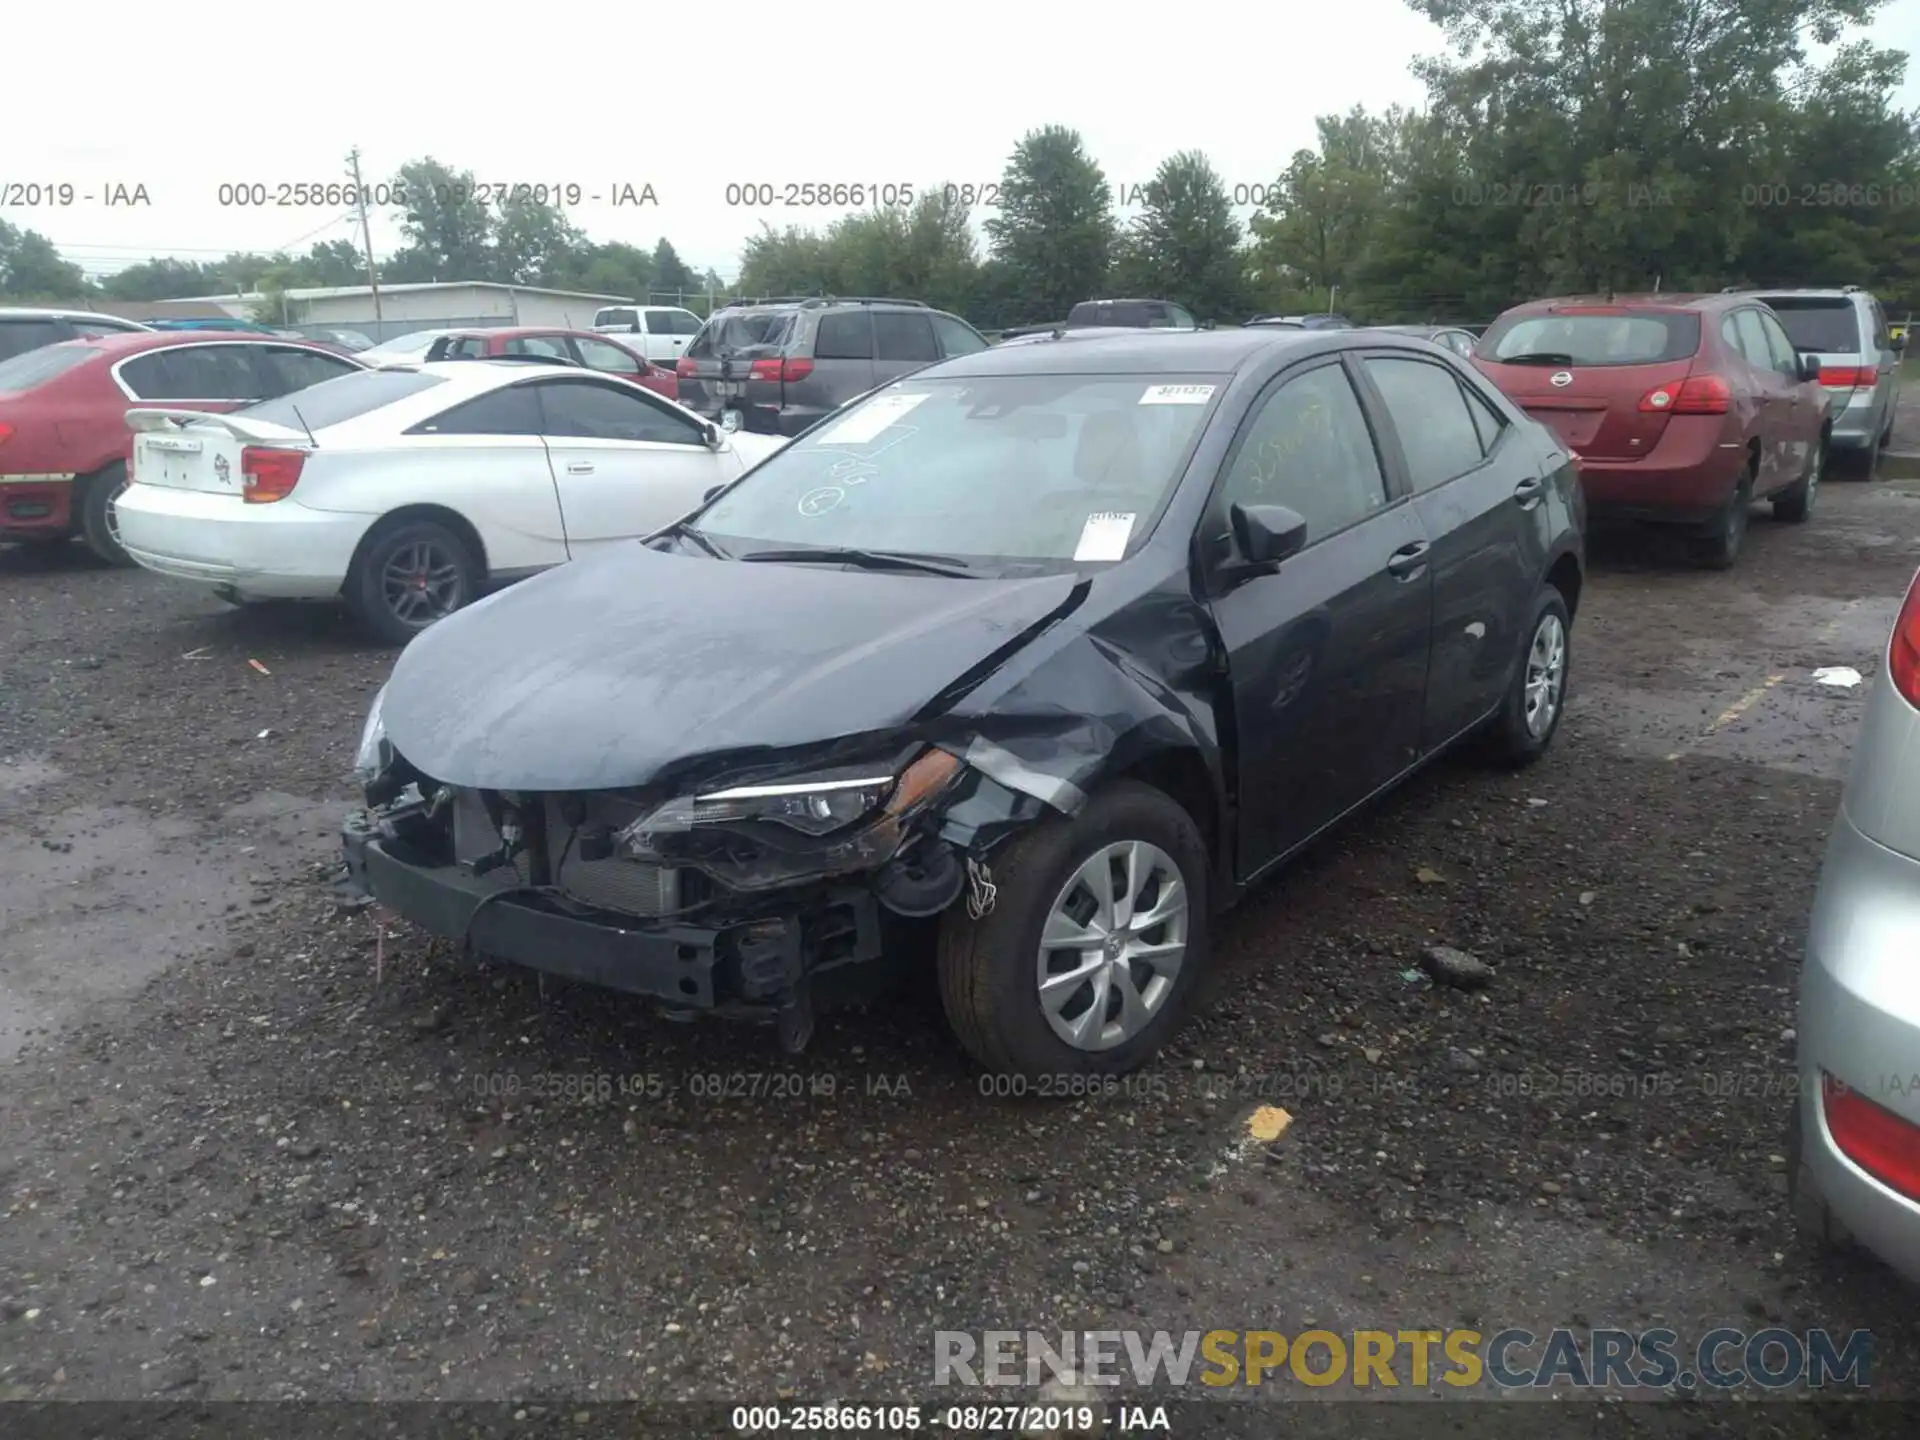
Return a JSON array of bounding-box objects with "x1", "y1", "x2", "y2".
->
[
  {"x1": 1826, "y1": 384, "x2": 1892, "y2": 450},
  {"x1": 1797, "y1": 807, "x2": 1920, "y2": 1283}
]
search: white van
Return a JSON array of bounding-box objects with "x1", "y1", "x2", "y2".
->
[{"x1": 591, "y1": 305, "x2": 705, "y2": 366}]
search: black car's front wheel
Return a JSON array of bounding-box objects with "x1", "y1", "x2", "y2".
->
[{"x1": 937, "y1": 781, "x2": 1210, "y2": 1082}]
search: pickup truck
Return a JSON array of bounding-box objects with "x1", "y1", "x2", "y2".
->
[
  {"x1": 999, "y1": 297, "x2": 1200, "y2": 341},
  {"x1": 591, "y1": 304, "x2": 707, "y2": 366}
]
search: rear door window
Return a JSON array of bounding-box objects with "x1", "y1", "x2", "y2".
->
[
  {"x1": 1483, "y1": 311, "x2": 1701, "y2": 366},
  {"x1": 1759, "y1": 299, "x2": 1862, "y2": 354},
  {"x1": 504, "y1": 334, "x2": 573, "y2": 359},
  {"x1": 872, "y1": 312, "x2": 938, "y2": 362},
  {"x1": 0, "y1": 319, "x2": 65, "y2": 361},
  {"x1": 1362, "y1": 356, "x2": 1487, "y2": 492},
  {"x1": 443, "y1": 335, "x2": 489, "y2": 359},
  {"x1": 121, "y1": 344, "x2": 270, "y2": 400},
  {"x1": 813, "y1": 311, "x2": 874, "y2": 360}
]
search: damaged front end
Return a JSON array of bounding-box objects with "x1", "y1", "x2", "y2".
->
[{"x1": 342, "y1": 720, "x2": 1052, "y2": 1052}]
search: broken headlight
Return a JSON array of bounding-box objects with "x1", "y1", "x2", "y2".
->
[
  {"x1": 621, "y1": 749, "x2": 963, "y2": 849},
  {"x1": 352, "y1": 684, "x2": 391, "y2": 783}
]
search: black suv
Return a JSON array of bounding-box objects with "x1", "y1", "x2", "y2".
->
[{"x1": 675, "y1": 297, "x2": 990, "y2": 436}]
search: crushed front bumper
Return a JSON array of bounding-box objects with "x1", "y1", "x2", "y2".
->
[{"x1": 340, "y1": 809, "x2": 882, "y2": 1026}]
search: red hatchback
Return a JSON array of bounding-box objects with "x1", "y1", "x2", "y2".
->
[
  {"x1": 0, "y1": 331, "x2": 365, "y2": 563},
  {"x1": 1473, "y1": 295, "x2": 1829, "y2": 567},
  {"x1": 417, "y1": 328, "x2": 679, "y2": 402}
]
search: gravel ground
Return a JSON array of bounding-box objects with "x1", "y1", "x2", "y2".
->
[{"x1": 4, "y1": 446, "x2": 1920, "y2": 1437}]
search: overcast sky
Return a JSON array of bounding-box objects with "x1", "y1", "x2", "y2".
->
[{"x1": 10, "y1": 0, "x2": 1920, "y2": 291}]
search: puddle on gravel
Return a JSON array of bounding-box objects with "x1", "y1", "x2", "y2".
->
[{"x1": 0, "y1": 759, "x2": 325, "y2": 1061}]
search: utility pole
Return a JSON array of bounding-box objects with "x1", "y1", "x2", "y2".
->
[{"x1": 347, "y1": 147, "x2": 384, "y2": 327}]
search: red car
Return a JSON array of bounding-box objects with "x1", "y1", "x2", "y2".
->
[
  {"x1": 0, "y1": 330, "x2": 365, "y2": 564},
  {"x1": 1473, "y1": 294, "x2": 1829, "y2": 567},
  {"x1": 416, "y1": 327, "x2": 679, "y2": 401}
]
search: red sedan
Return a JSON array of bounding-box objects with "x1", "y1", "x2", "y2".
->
[
  {"x1": 415, "y1": 328, "x2": 679, "y2": 401},
  {"x1": 1473, "y1": 294, "x2": 1829, "y2": 568},
  {"x1": 0, "y1": 330, "x2": 365, "y2": 563}
]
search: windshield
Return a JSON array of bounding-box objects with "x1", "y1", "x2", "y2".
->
[
  {"x1": 1756, "y1": 299, "x2": 1863, "y2": 354},
  {"x1": 693, "y1": 374, "x2": 1221, "y2": 566},
  {"x1": 1481, "y1": 311, "x2": 1700, "y2": 365}
]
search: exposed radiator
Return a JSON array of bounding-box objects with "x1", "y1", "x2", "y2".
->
[{"x1": 449, "y1": 789, "x2": 681, "y2": 917}]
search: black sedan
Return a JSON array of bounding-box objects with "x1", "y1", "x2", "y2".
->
[{"x1": 343, "y1": 327, "x2": 1585, "y2": 1078}]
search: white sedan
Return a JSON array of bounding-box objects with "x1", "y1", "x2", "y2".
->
[{"x1": 116, "y1": 359, "x2": 787, "y2": 644}]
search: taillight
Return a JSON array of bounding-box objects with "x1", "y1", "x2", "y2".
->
[
  {"x1": 1817, "y1": 365, "x2": 1875, "y2": 389},
  {"x1": 1822, "y1": 1073, "x2": 1920, "y2": 1200},
  {"x1": 0, "y1": 421, "x2": 12, "y2": 445},
  {"x1": 1638, "y1": 375, "x2": 1730, "y2": 415},
  {"x1": 675, "y1": 357, "x2": 697, "y2": 378},
  {"x1": 1890, "y1": 570, "x2": 1920, "y2": 708},
  {"x1": 240, "y1": 446, "x2": 306, "y2": 504},
  {"x1": 748, "y1": 357, "x2": 813, "y2": 383}
]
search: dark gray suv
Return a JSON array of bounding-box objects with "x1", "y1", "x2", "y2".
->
[{"x1": 674, "y1": 297, "x2": 989, "y2": 435}]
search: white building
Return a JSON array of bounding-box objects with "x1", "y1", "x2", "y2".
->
[{"x1": 170, "y1": 281, "x2": 637, "y2": 343}]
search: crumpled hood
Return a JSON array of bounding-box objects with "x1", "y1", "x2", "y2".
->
[{"x1": 381, "y1": 544, "x2": 1083, "y2": 791}]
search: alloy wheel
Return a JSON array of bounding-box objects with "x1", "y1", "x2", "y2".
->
[
  {"x1": 1524, "y1": 613, "x2": 1567, "y2": 739},
  {"x1": 380, "y1": 539, "x2": 466, "y2": 627},
  {"x1": 1036, "y1": 839, "x2": 1189, "y2": 1052}
]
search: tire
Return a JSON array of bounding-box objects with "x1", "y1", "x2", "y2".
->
[
  {"x1": 1771, "y1": 433, "x2": 1824, "y2": 523},
  {"x1": 1481, "y1": 588, "x2": 1572, "y2": 769},
  {"x1": 344, "y1": 517, "x2": 480, "y2": 648},
  {"x1": 77, "y1": 464, "x2": 135, "y2": 566},
  {"x1": 937, "y1": 780, "x2": 1210, "y2": 1081},
  {"x1": 1690, "y1": 472, "x2": 1752, "y2": 569}
]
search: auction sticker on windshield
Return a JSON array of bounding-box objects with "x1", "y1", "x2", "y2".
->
[
  {"x1": 1074, "y1": 511, "x2": 1136, "y2": 561},
  {"x1": 1140, "y1": 384, "x2": 1215, "y2": 405},
  {"x1": 817, "y1": 391, "x2": 930, "y2": 445}
]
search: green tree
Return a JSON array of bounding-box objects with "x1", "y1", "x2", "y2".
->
[
  {"x1": 651, "y1": 238, "x2": 697, "y2": 296},
  {"x1": 984, "y1": 125, "x2": 1116, "y2": 322},
  {"x1": 493, "y1": 191, "x2": 589, "y2": 285},
  {"x1": 1112, "y1": 151, "x2": 1243, "y2": 320},
  {"x1": 303, "y1": 239, "x2": 367, "y2": 287},
  {"x1": 388, "y1": 158, "x2": 494, "y2": 281},
  {"x1": 100, "y1": 256, "x2": 219, "y2": 302},
  {"x1": 0, "y1": 222, "x2": 91, "y2": 299}
]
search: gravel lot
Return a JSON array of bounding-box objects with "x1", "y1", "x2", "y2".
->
[{"x1": 5, "y1": 437, "x2": 1920, "y2": 1435}]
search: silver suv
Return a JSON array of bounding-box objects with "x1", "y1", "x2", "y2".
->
[
  {"x1": 674, "y1": 297, "x2": 989, "y2": 436},
  {"x1": 1741, "y1": 287, "x2": 1904, "y2": 471}
]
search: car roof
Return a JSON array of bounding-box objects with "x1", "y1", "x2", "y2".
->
[
  {"x1": 1733, "y1": 287, "x2": 1866, "y2": 300},
  {"x1": 0, "y1": 306, "x2": 148, "y2": 322},
  {"x1": 34, "y1": 330, "x2": 348, "y2": 361},
  {"x1": 931, "y1": 326, "x2": 1356, "y2": 376},
  {"x1": 1500, "y1": 293, "x2": 1733, "y2": 314}
]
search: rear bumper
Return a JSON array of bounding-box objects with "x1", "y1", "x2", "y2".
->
[
  {"x1": 1796, "y1": 809, "x2": 1920, "y2": 1283},
  {"x1": 1826, "y1": 386, "x2": 1890, "y2": 450},
  {"x1": 1577, "y1": 429, "x2": 1748, "y2": 524},
  {"x1": 115, "y1": 484, "x2": 368, "y2": 599},
  {"x1": 340, "y1": 810, "x2": 883, "y2": 1010},
  {"x1": 0, "y1": 475, "x2": 78, "y2": 537}
]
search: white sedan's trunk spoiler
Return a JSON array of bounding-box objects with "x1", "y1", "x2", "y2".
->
[{"x1": 125, "y1": 408, "x2": 313, "y2": 445}]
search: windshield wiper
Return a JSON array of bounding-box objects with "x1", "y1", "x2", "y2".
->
[
  {"x1": 654, "y1": 519, "x2": 731, "y2": 559},
  {"x1": 736, "y1": 546, "x2": 975, "y2": 578},
  {"x1": 1498, "y1": 351, "x2": 1577, "y2": 365}
]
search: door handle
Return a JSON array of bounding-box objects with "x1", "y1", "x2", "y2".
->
[
  {"x1": 1512, "y1": 476, "x2": 1544, "y2": 507},
  {"x1": 1386, "y1": 541, "x2": 1430, "y2": 579},
  {"x1": 566, "y1": 462, "x2": 594, "y2": 474}
]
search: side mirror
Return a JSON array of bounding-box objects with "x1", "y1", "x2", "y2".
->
[
  {"x1": 1798, "y1": 353, "x2": 1822, "y2": 383},
  {"x1": 1229, "y1": 502, "x2": 1309, "y2": 569}
]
